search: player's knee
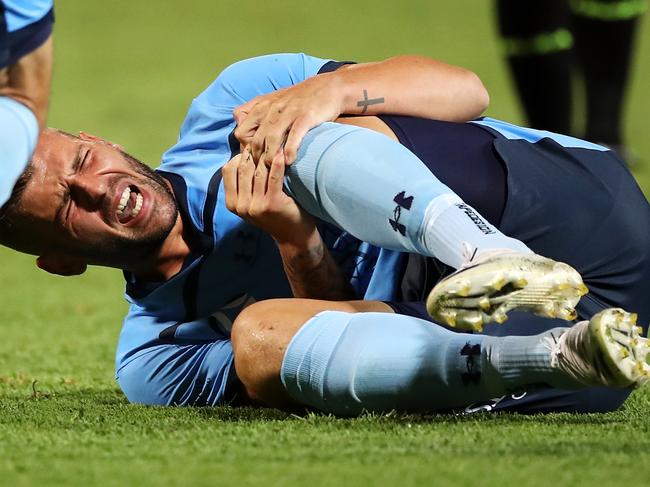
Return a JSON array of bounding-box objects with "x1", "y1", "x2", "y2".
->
[{"x1": 231, "y1": 302, "x2": 281, "y2": 401}]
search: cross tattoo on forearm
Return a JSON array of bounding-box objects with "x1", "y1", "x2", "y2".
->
[{"x1": 356, "y1": 89, "x2": 385, "y2": 114}]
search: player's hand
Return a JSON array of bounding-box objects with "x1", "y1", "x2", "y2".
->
[
  {"x1": 233, "y1": 73, "x2": 344, "y2": 167},
  {"x1": 222, "y1": 149, "x2": 319, "y2": 247}
]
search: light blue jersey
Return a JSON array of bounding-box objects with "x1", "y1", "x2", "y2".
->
[{"x1": 116, "y1": 54, "x2": 403, "y2": 406}]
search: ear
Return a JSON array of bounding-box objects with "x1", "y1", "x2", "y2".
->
[
  {"x1": 36, "y1": 254, "x2": 88, "y2": 276},
  {"x1": 78, "y1": 131, "x2": 123, "y2": 151}
]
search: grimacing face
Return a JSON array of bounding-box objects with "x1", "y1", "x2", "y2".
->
[{"x1": 3, "y1": 129, "x2": 178, "y2": 270}]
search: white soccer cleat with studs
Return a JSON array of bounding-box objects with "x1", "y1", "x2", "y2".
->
[
  {"x1": 426, "y1": 251, "x2": 588, "y2": 331},
  {"x1": 548, "y1": 308, "x2": 650, "y2": 389}
]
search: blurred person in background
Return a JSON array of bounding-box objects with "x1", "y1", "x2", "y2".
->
[{"x1": 496, "y1": 0, "x2": 645, "y2": 163}]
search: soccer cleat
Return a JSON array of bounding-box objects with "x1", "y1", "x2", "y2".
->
[
  {"x1": 426, "y1": 251, "x2": 588, "y2": 331},
  {"x1": 546, "y1": 308, "x2": 650, "y2": 389}
]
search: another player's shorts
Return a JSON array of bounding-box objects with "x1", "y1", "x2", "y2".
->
[
  {"x1": 0, "y1": 1, "x2": 53, "y2": 69},
  {"x1": 382, "y1": 115, "x2": 650, "y2": 413}
]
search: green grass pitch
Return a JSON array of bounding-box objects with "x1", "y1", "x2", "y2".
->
[{"x1": 2, "y1": 1, "x2": 650, "y2": 485}]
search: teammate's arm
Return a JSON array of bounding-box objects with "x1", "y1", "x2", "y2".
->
[
  {"x1": 222, "y1": 149, "x2": 355, "y2": 301},
  {"x1": 234, "y1": 55, "x2": 490, "y2": 165},
  {"x1": 0, "y1": 34, "x2": 52, "y2": 128}
]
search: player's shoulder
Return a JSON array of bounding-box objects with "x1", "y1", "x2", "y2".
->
[
  {"x1": 197, "y1": 53, "x2": 332, "y2": 108},
  {"x1": 215, "y1": 53, "x2": 328, "y2": 84}
]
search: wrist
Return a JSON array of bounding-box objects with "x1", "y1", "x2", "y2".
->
[
  {"x1": 318, "y1": 70, "x2": 348, "y2": 116},
  {"x1": 274, "y1": 224, "x2": 322, "y2": 255}
]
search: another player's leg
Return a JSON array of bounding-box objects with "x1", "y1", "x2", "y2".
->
[
  {"x1": 231, "y1": 299, "x2": 649, "y2": 415},
  {"x1": 286, "y1": 122, "x2": 586, "y2": 329},
  {"x1": 570, "y1": 0, "x2": 646, "y2": 159},
  {"x1": 495, "y1": 0, "x2": 573, "y2": 133}
]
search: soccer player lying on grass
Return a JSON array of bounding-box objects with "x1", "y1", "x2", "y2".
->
[{"x1": 1, "y1": 53, "x2": 649, "y2": 414}]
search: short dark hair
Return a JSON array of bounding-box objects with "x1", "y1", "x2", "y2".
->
[
  {"x1": 0, "y1": 129, "x2": 77, "y2": 250},
  {"x1": 0, "y1": 163, "x2": 34, "y2": 235}
]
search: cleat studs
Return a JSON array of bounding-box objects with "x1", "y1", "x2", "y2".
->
[
  {"x1": 558, "y1": 307, "x2": 577, "y2": 321},
  {"x1": 542, "y1": 302, "x2": 556, "y2": 317},
  {"x1": 439, "y1": 310, "x2": 457, "y2": 327},
  {"x1": 630, "y1": 313, "x2": 638, "y2": 325},
  {"x1": 488, "y1": 274, "x2": 506, "y2": 291},
  {"x1": 493, "y1": 311, "x2": 508, "y2": 324},
  {"x1": 455, "y1": 280, "x2": 472, "y2": 297},
  {"x1": 578, "y1": 284, "x2": 589, "y2": 295},
  {"x1": 478, "y1": 296, "x2": 491, "y2": 311},
  {"x1": 514, "y1": 278, "x2": 528, "y2": 288},
  {"x1": 460, "y1": 313, "x2": 484, "y2": 331}
]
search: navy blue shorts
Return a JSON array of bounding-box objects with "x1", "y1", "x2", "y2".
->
[
  {"x1": 0, "y1": 3, "x2": 53, "y2": 69},
  {"x1": 382, "y1": 115, "x2": 650, "y2": 413},
  {"x1": 0, "y1": 2, "x2": 7, "y2": 69}
]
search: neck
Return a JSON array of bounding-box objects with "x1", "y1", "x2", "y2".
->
[{"x1": 129, "y1": 214, "x2": 190, "y2": 281}]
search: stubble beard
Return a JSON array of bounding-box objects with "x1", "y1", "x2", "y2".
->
[{"x1": 87, "y1": 154, "x2": 179, "y2": 268}]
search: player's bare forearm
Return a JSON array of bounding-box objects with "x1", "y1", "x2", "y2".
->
[
  {"x1": 277, "y1": 233, "x2": 356, "y2": 301},
  {"x1": 234, "y1": 54, "x2": 489, "y2": 166},
  {"x1": 333, "y1": 55, "x2": 489, "y2": 122}
]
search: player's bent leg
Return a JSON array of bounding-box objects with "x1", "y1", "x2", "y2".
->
[
  {"x1": 426, "y1": 251, "x2": 588, "y2": 331},
  {"x1": 285, "y1": 122, "x2": 531, "y2": 269},
  {"x1": 241, "y1": 299, "x2": 642, "y2": 416},
  {"x1": 286, "y1": 122, "x2": 586, "y2": 328}
]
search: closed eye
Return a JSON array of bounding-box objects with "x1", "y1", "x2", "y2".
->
[
  {"x1": 76, "y1": 148, "x2": 90, "y2": 173},
  {"x1": 57, "y1": 147, "x2": 88, "y2": 227}
]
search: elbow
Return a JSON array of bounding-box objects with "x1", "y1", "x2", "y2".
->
[{"x1": 465, "y1": 71, "x2": 490, "y2": 118}]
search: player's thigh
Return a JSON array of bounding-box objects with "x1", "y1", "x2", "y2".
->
[{"x1": 116, "y1": 340, "x2": 239, "y2": 407}]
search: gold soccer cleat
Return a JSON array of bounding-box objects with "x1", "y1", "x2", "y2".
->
[
  {"x1": 426, "y1": 252, "x2": 588, "y2": 331},
  {"x1": 548, "y1": 308, "x2": 650, "y2": 389}
]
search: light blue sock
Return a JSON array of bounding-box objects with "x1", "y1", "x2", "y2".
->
[
  {"x1": 280, "y1": 311, "x2": 573, "y2": 415},
  {"x1": 0, "y1": 97, "x2": 39, "y2": 205},
  {"x1": 285, "y1": 122, "x2": 529, "y2": 269}
]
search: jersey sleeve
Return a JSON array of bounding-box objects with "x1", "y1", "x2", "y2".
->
[
  {"x1": 158, "y1": 53, "x2": 336, "y2": 232},
  {"x1": 116, "y1": 303, "x2": 239, "y2": 406},
  {"x1": 195, "y1": 53, "x2": 334, "y2": 110},
  {"x1": 0, "y1": 96, "x2": 38, "y2": 206}
]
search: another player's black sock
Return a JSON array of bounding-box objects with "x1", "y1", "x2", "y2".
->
[
  {"x1": 496, "y1": 0, "x2": 573, "y2": 133},
  {"x1": 570, "y1": 0, "x2": 646, "y2": 145}
]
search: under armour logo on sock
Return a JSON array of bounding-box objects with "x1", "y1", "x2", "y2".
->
[
  {"x1": 389, "y1": 191, "x2": 414, "y2": 236},
  {"x1": 460, "y1": 342, "x2": 481, "y2": 385}
]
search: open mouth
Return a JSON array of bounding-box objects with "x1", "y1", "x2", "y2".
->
[{"x1": 116, "y1": 185, "x2": 144, "y2": 224}]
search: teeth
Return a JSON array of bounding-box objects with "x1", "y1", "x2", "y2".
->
[
  {"x1": 117, "y1": 187, "x2": 132, "y2": 214},
  {"x1": 132, "y1": 193, "x2": 143, "y2": 218}
]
